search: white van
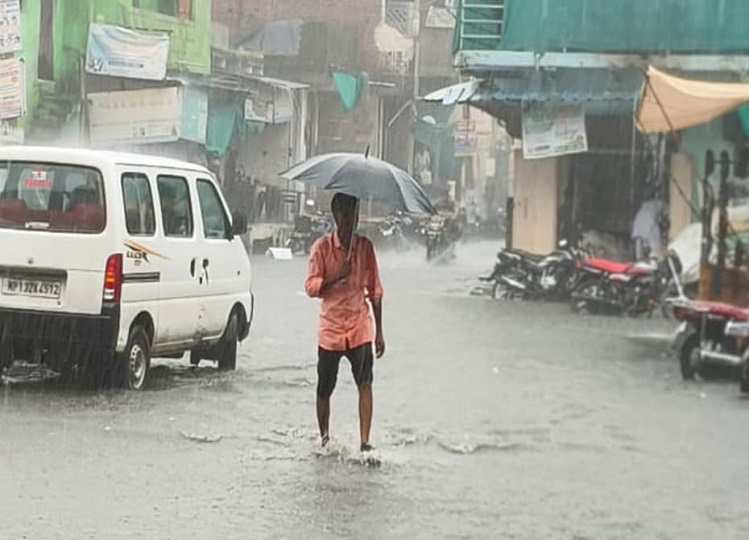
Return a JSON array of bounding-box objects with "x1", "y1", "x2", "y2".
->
[{"x1": 0, "y1": 147, "x2": 253, "y2": 389}]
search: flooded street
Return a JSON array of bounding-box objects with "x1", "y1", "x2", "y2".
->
[{"x1": 1, "y1": 242, "x2": 748, "y2": 539}]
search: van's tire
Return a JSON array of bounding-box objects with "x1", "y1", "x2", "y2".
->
[
  {"x1": 116, "y1": 326, "x2": 151, "y2": 390},
  {"x1": 217, "y1": 313, "x2": 239, "y2": 371}
]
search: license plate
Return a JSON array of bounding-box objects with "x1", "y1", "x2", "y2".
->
[{"x1": 2, "y1": 277, "x2": 62, "y2": 299}]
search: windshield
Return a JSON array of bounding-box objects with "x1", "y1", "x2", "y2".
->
[{"x1": 0, "y1": 161, "x2": 106, "y2": 234}]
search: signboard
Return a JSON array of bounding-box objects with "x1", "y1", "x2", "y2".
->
[
  {"x1": 454, "y1": 119, "x2": 478, "y2": 155},
  {"x1": 244, "y1": 87, "x2": 293, "y2": 124},
  {"x1": 88, "y1": 87, "x2": 183, "y2": 145},
  {"x1": 244, "y1": 97, "x2": 267, "y2": 123},
  {"x1": 522, "y1": 101, "x2": 588, "y2": 160},
  {"x1": 0, "y1": 0, "x2": 21, "y2": 55},
  {"x1": 86, "y1": 24, "x2": 170, "y2": 81},
  {"x1": 0, "y1": 57, "x2": 23, "y2": 120}
]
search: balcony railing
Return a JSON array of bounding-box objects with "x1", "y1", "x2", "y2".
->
[{"x1": 455, "y1": 0, "x2": 504, "y2": 51}]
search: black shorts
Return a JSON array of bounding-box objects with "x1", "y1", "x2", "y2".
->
[{"x1": 317, "y1": 343, "x2": 374, "y2": 398}]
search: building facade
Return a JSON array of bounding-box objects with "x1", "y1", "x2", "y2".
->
[{"x1": 451, "y1": 0, "x2": 749, "y2": 256}]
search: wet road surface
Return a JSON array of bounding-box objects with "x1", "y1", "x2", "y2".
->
[{"x1": 1, "y1": 242, "x2": 748, "y2": 539}]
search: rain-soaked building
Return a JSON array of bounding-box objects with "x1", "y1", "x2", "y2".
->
[{"x1": 447, "y1": 0, "x2": 749, "y2": 257}]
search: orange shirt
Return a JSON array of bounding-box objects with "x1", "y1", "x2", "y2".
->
[{"x1": 305, "y1": 233, "x2": 384, "y2": 351}]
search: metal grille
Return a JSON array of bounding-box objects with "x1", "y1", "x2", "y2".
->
[
  {"x1": 458, "y1": 0, "x2": 505, "y2": 51},
  {"x1": 386, "y1": 0, "x2": 416, "y2": 36}
]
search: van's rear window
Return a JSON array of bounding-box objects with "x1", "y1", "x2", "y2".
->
[{"x1": 0, "y1": 162, "x2": 106, "y2": 234}]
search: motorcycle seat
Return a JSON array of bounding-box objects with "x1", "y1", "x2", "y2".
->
[
  {"x1": 504, "y1": 249, "x2": 544, "y2": 262},
  {"x1": 583, "y1": 258, "x2": 651, "y2": 275},
  {"x1": 684, "y1": 301, "x2": 749, "y2": 322}
]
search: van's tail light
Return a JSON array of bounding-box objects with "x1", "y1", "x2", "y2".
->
[{"x1": 103, "y1": 254, "x2": 123, "y2": 303}]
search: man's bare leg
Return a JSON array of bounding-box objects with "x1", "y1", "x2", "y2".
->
[
  {"x1": 317, "y1": 397, "x2": 330, "y2": 446},
  {"x1": 358, "y1": 384, "x2": 373, "y2": 449}
]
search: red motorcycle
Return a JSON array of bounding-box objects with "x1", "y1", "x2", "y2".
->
[
  {"x1": 672, "y1": 299, "x2": 749, "y2": 389},
  {"x1": 571, "y1": 252, "x2": 682, "y2": 317}
]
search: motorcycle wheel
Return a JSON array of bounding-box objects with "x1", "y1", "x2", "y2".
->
[
  {"x1": 491, "y1": 281, "x2": 518, "y2": 301},
  {"x1": 570, "y1": 280, "x2": 600, "y2": 315},
  {"x1": 679, "y1": 333, "x2": 700, "y2": 380},
  {"x1": 678, "y1": 334, "x2": 724, "y2": 381}
]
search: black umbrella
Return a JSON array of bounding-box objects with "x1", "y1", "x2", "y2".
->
[{"x1": 279, "y1": 150, "x2": 438, "y2": 216}]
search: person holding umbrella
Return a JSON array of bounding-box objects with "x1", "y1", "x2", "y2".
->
[
  {"x1": 282, "y1": 149, "x2": 436, "y2": 451},
  {"x1": 304, "y1": 193, "x2": 385, "y2": 452}
]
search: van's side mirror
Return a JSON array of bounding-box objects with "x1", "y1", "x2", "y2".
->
[{"x1": 231, "y1": 211, "x2": 248, "y2": 237}]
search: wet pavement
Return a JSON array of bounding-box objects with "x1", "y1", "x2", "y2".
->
[{"x1": 1, "y1": 242, "x2": 748, "y2": 539}]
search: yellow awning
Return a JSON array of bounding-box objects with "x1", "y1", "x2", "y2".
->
[{"x1": 637, "y1": 66, "x2": 749, "y2": 133}]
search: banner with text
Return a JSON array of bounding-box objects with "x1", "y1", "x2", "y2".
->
[
  {"x1": 86, "y1": 24, "x2": 170, "y2": 81},
  {"x1": 521, "y1": 101, "x2": 588, "y2": 160},
  {"x1": 89, "y1": 87, "x2": 183, "y2": 145}
]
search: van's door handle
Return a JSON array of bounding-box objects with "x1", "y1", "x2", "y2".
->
[{"x1": 190, "y1": 258, "x2": 196, "y2": 277}]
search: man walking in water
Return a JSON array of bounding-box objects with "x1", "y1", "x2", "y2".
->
[{"x1": 305, "y1": 193, "x2": 385, "y2": 452}]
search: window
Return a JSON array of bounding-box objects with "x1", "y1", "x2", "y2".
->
[
  {"x1": 122, "y1": 173, "x2": 156, "y2": 236},
  {"x1": 133, "y1": 0, "x2": 192, "y2": 20},
  {"x1": 196, "y1": 179, "x2": 230, "y2": 240},
  {"x1": 38, "y1": 0, "x2": 54, "y2": 80},
  {"x1": 157, "y1": 175, "x2": 193, "y2": 238},
  {"x1": 0, "y1": 162, "x2": 106, "y2": 234}
]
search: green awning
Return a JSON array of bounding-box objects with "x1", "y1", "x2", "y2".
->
[{"x1": 206, "y1": 101, "x2": 240, "y2": 158}]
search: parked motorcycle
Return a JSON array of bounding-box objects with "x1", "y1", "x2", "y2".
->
[
  {"x1": 570, "y1": 251, "x2": 683, "y2": 317},
  {"x1": 482, "y1": 241, "x2": 586, "y2": 301},
  {"x1": 671, "y1": 299, "x2": 749, "y2": 387},
  {"x1": 287, "y1": 212, "x2": 334, "y2": 254}
]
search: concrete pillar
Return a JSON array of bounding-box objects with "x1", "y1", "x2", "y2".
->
[{"x1": 511, "y1": 150, "x2": 560, "y2": 254}]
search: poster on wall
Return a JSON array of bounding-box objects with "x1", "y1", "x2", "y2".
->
[
  {"x1": 0, "y1": 57, "x2": 24, "y2": 120},
  {"x1": 88, "y1": 87, "x2": 183, "y2": 145},
  {"x1": 0, "y1": 0, "x2": 21, "y2": 55},
  {"x1": 521, "y1": 101, "x2": 588, "y2": 160},
  {"x1": 86, "y1": 24, "x2": 170, "y2": 81}
]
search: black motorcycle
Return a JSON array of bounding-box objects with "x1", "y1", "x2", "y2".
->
[{"x1": 482, "y1": 241, "x2": 586, "y2": 301}]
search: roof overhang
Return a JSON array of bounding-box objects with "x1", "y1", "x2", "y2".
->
[
  {"x1": 456, "y1": 51, "x2": 749, "y2": 73},
  {"x1": 169, "y1": 73, "x2": 309, "y2": 93},
  {"x1": 422, "y1": 68, "x2": 643, "y2": 116},
  {"x1": 422, "y1": 79, "x2": 481, "y2": 105}
]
